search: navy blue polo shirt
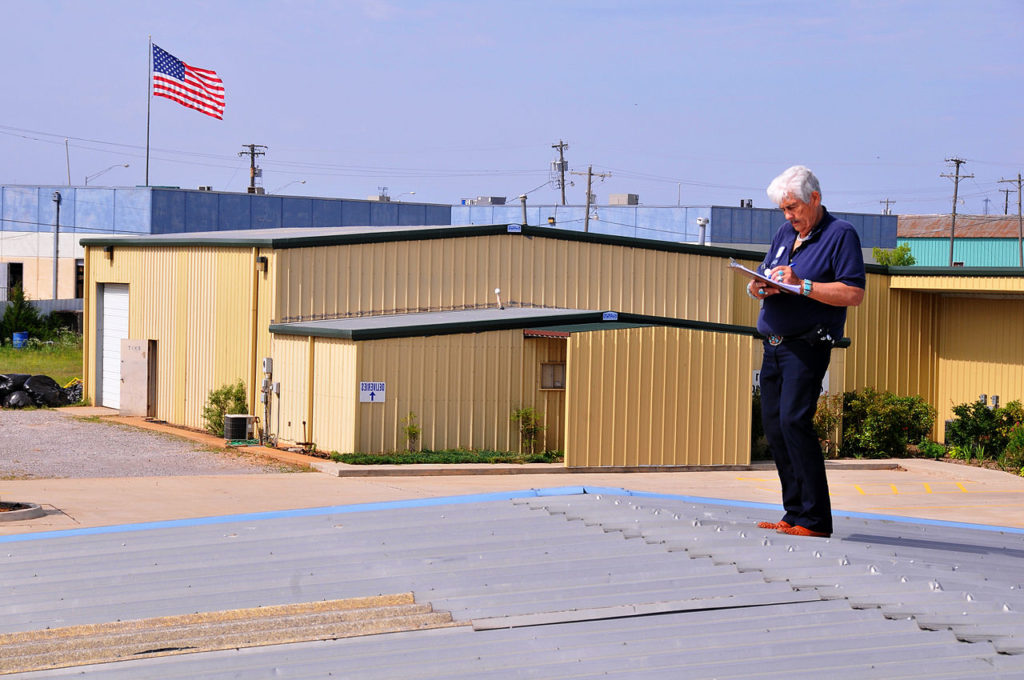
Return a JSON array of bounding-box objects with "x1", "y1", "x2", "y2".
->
[{"x1": 756, "y1": 207, "x2": 866, "y2": 338}]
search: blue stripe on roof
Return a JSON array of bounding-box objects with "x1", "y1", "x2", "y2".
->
[{"x1": 3, "y1": 486, "x2": 1022, "y2": 543}]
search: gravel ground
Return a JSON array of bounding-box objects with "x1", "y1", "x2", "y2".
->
[{"x1": 0, "y1": 409, "x2": 298, "y2": 479}]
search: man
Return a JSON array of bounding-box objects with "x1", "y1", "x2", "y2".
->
[{"x1": 747, "y1": 165, "x2": 865, "y2": 538}]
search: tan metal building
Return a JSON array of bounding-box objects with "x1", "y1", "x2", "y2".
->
[{"x1": 80, "y1": 225, "x2": 1024, "y2": 465}]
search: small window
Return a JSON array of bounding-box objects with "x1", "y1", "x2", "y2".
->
[
  {"x1": 540, "y1": 362, "x2": 566, "y2": 390},
  {"x1": 75, "y1": 259, "x2": 85, "y2": 299}
]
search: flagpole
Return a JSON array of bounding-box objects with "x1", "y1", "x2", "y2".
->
[{"x1": 145, "y1": 35, "x2": 152, "y2": 186}]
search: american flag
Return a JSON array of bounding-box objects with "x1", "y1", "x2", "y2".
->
[{"x1": 152, "y1": 44, "x2": 225, "y2": 120}]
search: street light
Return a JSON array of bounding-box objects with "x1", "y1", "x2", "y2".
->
[
  {"x1": 272, "y1": 180, "x2": 306, "y2": 194},
  {"x1": 84, "y1": 163, "x2": 129, "y2": 186},
  {"x1": 394, "y1": 191, "x2": 416, "y2": 201}
]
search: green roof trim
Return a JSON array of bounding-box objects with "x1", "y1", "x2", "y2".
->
[
  {"x1": 888, "y1": 266, "x2": 1024, "y2": 277},
  {"x1": 269, "y1": 308, "x2": 762, "y2": 342}
]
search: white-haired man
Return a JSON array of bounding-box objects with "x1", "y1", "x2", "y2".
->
[{"x1": 747, "y1": 165, "x2": 865, "y2": 538}]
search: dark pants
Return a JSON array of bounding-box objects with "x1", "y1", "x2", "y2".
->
[{"x1": 760, "y1": 340, "x2": 833, "y2": 534}]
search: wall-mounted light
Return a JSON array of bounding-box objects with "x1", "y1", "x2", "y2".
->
[
  {"x1": 103, "y1": 245, "x2": 114, "y2": 261},
  {"x1": 256, "y1": 256, "x2": 268, "y2": 273}
]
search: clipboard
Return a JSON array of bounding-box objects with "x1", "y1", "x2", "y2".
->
[{"x1": 728, "y1": 258, "x2": 801, "y2": 295}]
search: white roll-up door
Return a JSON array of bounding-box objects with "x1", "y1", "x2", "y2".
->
[{"x1": 98, "y1": 284, "x2": 129, "y2": 409}]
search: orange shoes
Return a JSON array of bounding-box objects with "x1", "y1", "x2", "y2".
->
[
  {"x1": 777, "y1": 525, "x2": 831, "y2": 538},
  {"x1": 756, "y1": 520, "x2": 791, "y2": 530}
]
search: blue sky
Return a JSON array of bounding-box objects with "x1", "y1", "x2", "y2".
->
[{"x1": 2, "y1": 0, "x2": 1022, "y2": 214}]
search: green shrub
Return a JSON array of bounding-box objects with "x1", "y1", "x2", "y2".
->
[
  {"x1": 331, "y1": 449, "x2": 563, "y2": 465},
  {"x1": 916, "y1": 438, "x2": 946, "y2": 459},
  {"x1": 872, "y1": 243, "x2": 916, "y2": 266},
  {"x1": 0, "y1": 285, "x2": 43, "y2": 343},
  {"x1": 511, "y1": 407, "x2": 546, "y2": 454},
  {"x1": 400, "y1": 412, "x2": 421, "y2": 451},
  {"x1": 201, "y1": 379, "x2": 248, "y2": 436},
  {"x1": 813, "y1": 393, "x2": 844, "y2": 458},
  {"x1": 1000, "y1": 423, "x2": 1024, "y2": 472},
  {"x1": 946, "y1": 399, "x2": 1024, "y2": 459},
  {"x1": 841, "y1": 388, "x2": 935, "y2": 458}
]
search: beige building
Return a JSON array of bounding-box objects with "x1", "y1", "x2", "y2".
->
[{"x1": 80, "y1": 224, "x2": 1024, "y2": 466}]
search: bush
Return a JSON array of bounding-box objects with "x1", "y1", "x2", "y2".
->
[
  {"x1": 0, "y1": 285, "x2": 43, "y2": 343},
  {"x1": 917, "y1": 438, "x2": 946, "y2": 459},
  {"x1": 1000, "y1": 423, "x2": 1024, "y2": 472},
  {"x1": 400, "y1": 412, "x2": 421, "y2": 451},
  {"x1": 841, "y1": 388, "x2": 935, "y2": 458},
  {"x1": 201, "y1": 379, "x2": 248, "y2": 436},
  {"x1": 511, "y1": 407, "x2": 546, "y2": 454},
  {"x1": 813, "y1": 393, "x2": 844, "y2": 458},
  {"x1": 330, "y1": 449, "x2": 563, "y2": 465},
  {"x1": 872, "y1": 243, "x2": 916, "y2": 266},
  {"x1": 945, "y1": 399, "x2": 1024, "y2": 460}
]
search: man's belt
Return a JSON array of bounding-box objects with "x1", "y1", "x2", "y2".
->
[{"x1": 763, "y1": 325, "x2": 851, "y2": 348}]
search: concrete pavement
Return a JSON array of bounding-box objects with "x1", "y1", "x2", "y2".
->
[{"x1": 2, "y1": 409, "x2": 1024, "y2": 536}]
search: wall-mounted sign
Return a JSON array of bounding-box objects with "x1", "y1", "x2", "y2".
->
[{"x1": 359, "y1": 381, "x2": 386, "y2": 403}]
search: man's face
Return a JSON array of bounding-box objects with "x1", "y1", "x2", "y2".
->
[{"x1": 779, "y1": 191, "x2": 822, "y2": 233}]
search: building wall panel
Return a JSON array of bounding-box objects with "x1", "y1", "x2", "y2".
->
[
  {"x1": 565, "y1": 327, "x2": 754, "y2": 467},
  {"x1": 345, "y1": 330, "x2": 561, "y2": 454},
  {"x1": 273, "y1": 234, "x2": 742, "y2": 326},
  {"x1": 307, "y1": 337, "x2": 360, "y2": 454},
  {"x1": 85, "y1": 245, "x2": 257, "y2": 429},
  {"x1": 935, "y1": 297, "x2": 1024, "y2": 433},
  {"x1": 270, "y1": 334, "x2": 313, "y2": 446}
]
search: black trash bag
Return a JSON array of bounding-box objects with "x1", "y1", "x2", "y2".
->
[
  {"x1": 24, "y1": 375, "x2": 68, "y2": 407},
  {"x1": 2, "y1": 390, "x2": 35, "y2": 409},
  {"x1": 0, "y1": 374, "x2": 31, "y2": 402},
  {"x1": 63, "y1": 381, "x2": 84, "y2": 405}
]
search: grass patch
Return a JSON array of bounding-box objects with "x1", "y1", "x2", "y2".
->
[
  {"x1": 330, "y1": 449, "x2": 564, "y2": 465},
  {"x1": 0, "y1": 336, "x2": 83, "y2": 386}
]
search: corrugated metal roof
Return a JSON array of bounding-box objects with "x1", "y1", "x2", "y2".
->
[
  {"x1": 899, "y1": 214, "x2": 1024, "y2": 239},
  {"x1": 3, "y1": 489, "x2": 1024, "y2": 678},
  {"x1": 269, "y1": 309, "x2": 759, "y2": 341}
]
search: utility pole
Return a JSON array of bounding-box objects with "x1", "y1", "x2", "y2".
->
[
  {"x1": 879, "y1": 198, "x2": 895, "y2": 215},
  {"x1": 570, "y1": 165, "x2": 611, "y2": 232},
  {"x1": 551, "y1": 140, "x2": 569, "y2": 206},
  {"x1": 998, "y1": 174, "x2": 1023, "y2": 267},
  {"x1": 1000, "y1": 188, "x2": 1012, "y2": 215},
  {"x1": 238, "y1": 144, "x2": 267, "y2": 193},
  {"x1": 941, "y1": 158, "x2": 973, "y2": 267}
]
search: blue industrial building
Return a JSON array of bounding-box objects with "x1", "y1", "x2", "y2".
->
[
  {"x1": 452, "y1": 204, "x2": 898, "y2": 249},
  {"x1": 0, "y1": 185, "x2": 452, "y2": 236}
]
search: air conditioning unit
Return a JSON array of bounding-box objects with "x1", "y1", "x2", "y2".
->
[
  {"x1": 609, "y1": 193, "x2": 639, "y2": 206},
  {"x1": 198, "y1": 186, "x2": 213, "y2": 191}
]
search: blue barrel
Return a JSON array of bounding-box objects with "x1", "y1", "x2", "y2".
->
[{"x1": 12, "y1": 332, "x2": 28, "y2": 349}]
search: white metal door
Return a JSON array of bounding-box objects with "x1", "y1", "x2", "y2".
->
[{"x1": 98, "y1": 284, "x2": 129, "y2": 409}]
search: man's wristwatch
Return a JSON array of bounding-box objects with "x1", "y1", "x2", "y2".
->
[{"x1": 801, "y1": 279, "x2": 813, "y2": 297}]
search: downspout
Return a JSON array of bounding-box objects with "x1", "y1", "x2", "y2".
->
[
  {"x1": 248, "y1": 248, "x2": 260, "y2": 416},
  {"x1": 82, "y1": 247, "x2": 92, "y2": 403},
  {"x1": 306, "y1": 335, "x2": 316, "y2": 447}
]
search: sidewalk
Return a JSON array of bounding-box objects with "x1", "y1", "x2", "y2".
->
[{"x1": 3, "y1": 411, "x2": 1024, "y2": 536}]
